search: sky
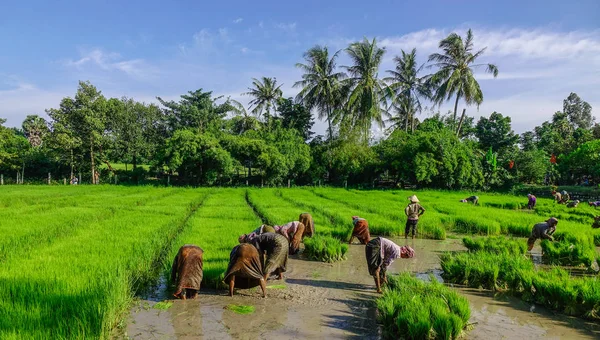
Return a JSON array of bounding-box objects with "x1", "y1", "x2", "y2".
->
[{"x1": 1, "y1": 0, "x2": 599, "y2": 137}]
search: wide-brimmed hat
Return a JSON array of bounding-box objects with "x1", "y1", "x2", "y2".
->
[
  {"x1": 408, "y1": 195, "x2": 419, "y2": 203},
  {"x1": 546, "y1": 217, "x2": 559, "y2": 225},
  {"x1": 527, "y1": 194, "x2": 532, "y2": 197}
]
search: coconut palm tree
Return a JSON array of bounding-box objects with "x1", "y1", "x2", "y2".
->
[
  {"x1": 294, "y1": 45, "x2": 346, "y2": 141},
  {"x1": 428, "y1": 29, "x2": 498, "y2": 134},
  {"x1": 384, "y1": 48, "x2": 431, "y2": 133},
  {"x1": 343, "y1": 38, "x2": 388, "y2": 144},
  {"x1": 243, "y1": 77, "x2": 283, "y2": 121},
  {"x1": 228, "y1": 99, "x2": 261, "y2": 134}
]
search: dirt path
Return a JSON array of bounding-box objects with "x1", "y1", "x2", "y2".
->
[{"x1": 125, "y1": 238, "x2": 599, "y2": 339}]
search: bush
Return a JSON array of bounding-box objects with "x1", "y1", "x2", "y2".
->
[
  {"x1": 377, "y1": 273, "x2": 471, "y2": 339},
  {"x1": 303, "y1": 235, "x2": 348, "y2": 262}
]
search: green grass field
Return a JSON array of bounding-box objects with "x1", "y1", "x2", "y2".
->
[{"x1": 0, "y1": 186, "x2": 598, "y2": 338}]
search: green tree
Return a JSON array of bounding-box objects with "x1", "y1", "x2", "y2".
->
[
  {"x1": 276, "y1": 98, "x2": 314, "y2": 141},
  {"x1": 563, "y1": 92, "x2": 594, "y2": 130},
  {"x1": 47, "y1": 81, "x2": 108, "y2": 184},
  {"x1": 243, "y1": 77, "x2": 283, "y2": 121},
  {"x1": 428, "y1": 29, "x2": 498, "y2": 134},
  {"x1": 160, "y1": 130, "x2": 233, "y2": 185},
  {"x1": 520, "y1": 131, "x2": 536, "y2": 151},
  {"x1": 294, "y1": 45, "x2": 346, "y2": 141},
  {"x1": 228, "y1": 99, "x2": 261, "y2": 135},
  {"x1": 514, "y1": 149, "x2": 548, "y2": 184},
  {"x1": 384, "y1": 48, "x2": 431, "y2": 133},
  {"x1": 344, "y1": 38, "x2": 387, "y2": 143},
  {"x1": 158, "y1": 89, "x2": 231, "y2": 133},
  {"x1": 561, "y1": 140, "x2": 600, "y2": 181},
  {"x1": 475, "y1": 112, "x2": 518, "y2": 153}
]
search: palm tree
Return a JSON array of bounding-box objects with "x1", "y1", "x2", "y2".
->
[
  {"x1": 243, "y1": 77, "x2": 283, "y2": 121},
  {"x1": 344, "y1": 37, "x2": 388, "y2": 144},
  {"x1": 294, "y1": 45, "x2": 346, "y2": 141},
  {"x1": 22, "y1": 115, "x2": 49, "y2": 148},
  {"x1": 428, "y1": 29, "x2": 498, "y2": 134},
  {"x1": 385, "y1": 96, "x2": 417, "y2": 133},
  {"x1": 228, "y1": 99, "x2": 260, "y2": 134},
  {"x1": 384, "y1": 48, "x2": 431, "y2": 133}
]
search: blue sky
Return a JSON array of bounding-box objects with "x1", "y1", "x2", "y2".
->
[{"x1": 1, "y1": 0, "x2": 599, "y2": 136}]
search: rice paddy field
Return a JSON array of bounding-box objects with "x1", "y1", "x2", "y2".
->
[{"x1": 1, "y1": 185, "x2": 599, "y2": 339}]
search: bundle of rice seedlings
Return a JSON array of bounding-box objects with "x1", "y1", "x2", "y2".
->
[
  {"x1": 303, "y1": 234, "x2": 348, "y2": 262},
  {"x1": 377, "y1": 273, "x2": 470, "y2": 339},
  {"x1": 462, "y1": 236, "x2": 526, "y2": 255}
]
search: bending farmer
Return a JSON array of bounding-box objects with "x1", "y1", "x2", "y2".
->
[
  {"x1": 527, "y1": 217, "x2": 558, "y2": 251},
  {"x1": 349, "y1": 216, "x2": 370, "y2": 244},
  {"x1": 224, "y1": 243, "x2": 266, "y2": 297},
  {"x1": 404, "y1": 195, "x2": 425, "y2": 239},
  {"x1": 247, "y1": 232, "x2": 288, "y2": 281},
  {"x1": 171, "y1": 245, "x2": 204, "y2": 300},
  {"x1": 365, "y1": 237, "x2": 414, "y2": 293},
  {"x1": 460, "y1": 196, "x2": 479, "y2": 205},
  {"x1": 527, "y1": 194, "x2": 537, "y2": 210}
]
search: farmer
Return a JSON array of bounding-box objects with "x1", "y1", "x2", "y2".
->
[
  {"x1": 566, "y1": 200, "x2": 580, "y2": 208},
  {"x1": 224, "y1": 243, "x2": 267, "y2": 297},
  {"x1": 527, "y1": 217, "x2": 558, "y2": 251},
  {"x1": 365, "y1": 237, "x2": 415, "y2": 293},
  {"x1": 460, "y1": 195, "x2": 479, "y2": 205},
  {"x1": 274, "y1": 221, "x2": 305, "y2": 255},
  {"x1": 589, "y1": 201, "x2": 600, "y2": 208},
  {"x1": 553, "y1": 191, "x2": 562, "y2": 204},
  {"x1": 560, "y1": 190, "x2": 570, "y2": 204},
  {"x1": 171, "y1": 245, "x2": 204, "y2": 300},
  {"x1": 404, "y1": 195, "x2": 425, "y2": 239},
  {"x1": 349, "y1": 216, "x2": 371, "y2": 244},
  {"x1": 592, "y1": 216, "x2": 600, "y2": 229},
  {"x1": 299, "y1": 213, "x2": 315, "y2": 238},
  {"x1": 238, "y1": 224, "x2": 276, "y2": 243},
  {"x1": 527, "y1": 194, "x2": 537, "y2": 210},
  {"x1": 247, "y1": 232, "x2": 288, "y2": 281}
]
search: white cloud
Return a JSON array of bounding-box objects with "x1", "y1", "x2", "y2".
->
[
  {"x1": 63, "y1": 48, "x2": 157, "y2": 80},
  {"x1": 0, "y1": 81, "x2": 68, "y2": 126},
  {"x1": 275, "y1": 22, "x2": 297, "y2": 33},
  {"x1": 233, "y1": 18, "x2": 243, "y2": 24}
]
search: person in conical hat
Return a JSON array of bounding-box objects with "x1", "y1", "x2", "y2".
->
[{"x1": 404, "y1": 195, "x2": 425, "y2": 239}]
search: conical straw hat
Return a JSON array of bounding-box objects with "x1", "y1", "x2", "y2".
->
[{"x1": 408, "y1": 195, "x2": 419, "y2": 203}]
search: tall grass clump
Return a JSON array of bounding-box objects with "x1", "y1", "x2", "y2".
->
[
  {"x1": 462, "y1": 236, "x2": 526, "y2": 255},
  {"x1": 376, "y1": 273, "x2": 470, "y2": 339},
  {"x1": 303, "y1": 235, "x2": 349, "y2": 262},
  {"x1": 441, "y1": 251, "x2": 600, "y2": 320}
]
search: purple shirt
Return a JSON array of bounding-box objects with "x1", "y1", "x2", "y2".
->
[
  {"x1": 379, "y1": 237, "x2": 402, "y2": 268},
  {"x1": 529, "y1": 196, "x2": 537, "y2": 204}
]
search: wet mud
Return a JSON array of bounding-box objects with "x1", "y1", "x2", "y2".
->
[{"x1": 124, "y1": 238, "x2": 599, "y2": 339}]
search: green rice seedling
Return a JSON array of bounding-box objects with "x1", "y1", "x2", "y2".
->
[
  {"x1": 303, "y1": 235, "x2": 349, "y2": 262},
  {"x1": 153, "y1": 301, "x2": 173, "y2": 310},
  {"x1": 377, "y1": 272, "x2": 470, "y2": 339},
  {"x1": 441, "y1": 251, "x2": 600, "y2": 320},
  {"x1": 225, "y1": 304, "x2": 255, "y2": 314},
  {"x1": 462, "y1": 236, "x2": 526, "y2": 255},
  {"x1": 266, "y1": 284, "x2": 286, "y2": 289},
  {"x1": 540, "y1": 240, "x2": 597, "y2": 267}
]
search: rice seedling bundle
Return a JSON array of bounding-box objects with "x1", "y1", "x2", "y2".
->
[{"x1": 377, "y1": 272, "x2": 470, "y2": 339}]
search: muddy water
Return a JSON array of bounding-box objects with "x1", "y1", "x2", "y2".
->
[{"x1": 124, "y1": 238, "x2": 599, "y2": 339}]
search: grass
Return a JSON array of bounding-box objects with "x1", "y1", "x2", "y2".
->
[
  {"x1": 0, "y1": 186, "x2": 598, "y2": 338},
  {"x1": 377, "y1": 273, "x2": 471, "y2": 339},
  {"x1": 266, "y1": 284, "x2": 286, "y2": 289},
  {"x1": 225, "y1": 304, "x2": 256, "y2": 314}
]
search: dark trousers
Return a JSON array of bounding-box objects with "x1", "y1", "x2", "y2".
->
[{"x1": 405, "y1": 219, "x2": 418, "y2": 236}]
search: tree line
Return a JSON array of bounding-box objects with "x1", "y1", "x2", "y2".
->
[{"x1": 0, "y1": 29, "x2": 597, "y2": 188}]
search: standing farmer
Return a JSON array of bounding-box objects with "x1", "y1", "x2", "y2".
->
[
  {"x1": 404, "y1": 195, "x2": 425, "y2": 239},
  {"x1": 171, "y1": 245, "x2": 204, "y2": 300},
  {"x1": 365, "y1": 237, "x2": 414, "y2": 293},
  {"x1": 527, "y1": 217, "x2": 558, "y2": 251},
  {"x1": 349, "y1": 216, "x2": 371, "y2": 245},
  {"x1": 527, "y1": 194, "x2": 537, "y2": 210}
]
